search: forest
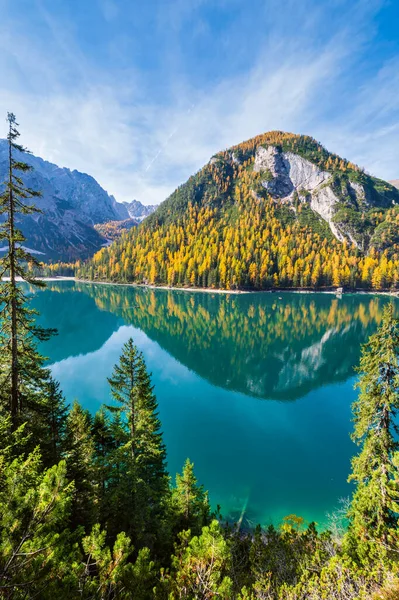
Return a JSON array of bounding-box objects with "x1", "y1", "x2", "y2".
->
[{"x1": 2, "y1": 118, "x2": 399, "y2": 599}]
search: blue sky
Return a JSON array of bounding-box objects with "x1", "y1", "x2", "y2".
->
[{"x1": 0, "y1": 0, "x2": 398, "y2": 204}]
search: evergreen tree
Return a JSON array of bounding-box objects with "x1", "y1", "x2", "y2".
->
[
  {"x1": 165, "y1": 520, "x2": 233, "y2": 599},
  {"x1": 92, "y1": 407, "x2": 116, "y2": 527},
  {"x1": 0, "y1": 416, "x2": 79, "y2": 598},
  {"x1": 348, "y1": 303, "x2": 399, "y2": 546},
  {"x1": 36, "y1": 377, "x2": 68, "y2": 468},
  {"x1": 107, "y1": 339, "x2": 169, "y2": 551},
  {"x1": 171, "y1": 458, "x2": 211, "y2": 536},
  {"x1": 81, "y1": 525, "x2": 156, "y2": 600},
  {"x1": 64, "y1": 401, "x2": 96, "y2": 532},
  {"x1": 0, "y1": 112, "x2": 55, "y2": 429}
]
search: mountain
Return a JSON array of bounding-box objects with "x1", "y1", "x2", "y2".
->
[
  {"x1": 0, "y1": 139, "x2": 129, "y2": 261},
  {"x1": 94, "y1": 201, "x2": 158, "y2": 241},
  {"x1": 122, "y1": 199, "x2": 157, "y2": 221},
  {"x1": 390, "y1": 180, "x2": 399, "y2": 189},
  {"x1": 78, "y1": 131, "x2": 399, "y2": 290}
]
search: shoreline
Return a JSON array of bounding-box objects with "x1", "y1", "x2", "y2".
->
[
  {"x1": 2, "y1": 276, "x2": 398, "y2": 297},
  {"x1": 1, "y1": 276, "x2": 76, "y2": 282},
  {"x1": 74, "y1": 278, "x2": 399, "y2": 298}
]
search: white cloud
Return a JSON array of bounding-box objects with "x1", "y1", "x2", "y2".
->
[
  {"x1": 0, "y1": 0, "x2": 397, "y2": 206},
  {"x1": 317, "y1": 57, "x2": 399, "y2": 180}
]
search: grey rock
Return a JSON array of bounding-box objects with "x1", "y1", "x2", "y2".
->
[
  {"x1": 253, "y1": 145, "x2": 368, "y2": 247},
  {"x1": 0, "y1": 139, "x2": 130, "y2": 260}
]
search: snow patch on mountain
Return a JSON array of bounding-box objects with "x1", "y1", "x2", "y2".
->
[{"x1": 122, "y1": 199, "x2": 157, "y2": 221}]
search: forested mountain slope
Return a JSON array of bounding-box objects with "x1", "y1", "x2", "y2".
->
[
  {"x1": 79, "y1": 132, "x2": 399, "y2": 289},
  {"x1": 0, "y1": 139, "x2": 129, "y2": 260}
]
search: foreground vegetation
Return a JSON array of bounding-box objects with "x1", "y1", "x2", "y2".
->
[{"x1": 2, "y1": 115, "x2": 399, "y2": 598}]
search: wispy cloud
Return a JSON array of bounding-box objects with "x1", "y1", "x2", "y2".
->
[{"x1": 0, "y1": 0, "x2": 397, "y2": 204}]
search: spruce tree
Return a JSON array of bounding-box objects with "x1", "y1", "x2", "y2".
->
[
  {"x1": 107, "y1": 339, "x2": 169, "y2": 550},
  {"x1": 171, "y1": 458, "x2": 211, "y2": 537},
  {"x1": 64, "y1": 401, "x2": 96, "y2": 531},
  {"x1": 0, "y1": 112, "x2": 55, "y2": 428},
  {"x1": 92, "y1": 407, "x2": 116, "y2": 526},
  {"x1": 348, "y1": 303, "x2": 399, "y2": 546},
  {"x1": 35, "y1": 377, "x2": 68, "y2": 468}
]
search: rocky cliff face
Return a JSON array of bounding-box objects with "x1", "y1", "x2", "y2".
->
[
  {"x1": 0, "y1": 140, "x2": 129, "y2": 260},
  {"x1": 252, "y1": 146, "x2": 370, "y2": 247}
]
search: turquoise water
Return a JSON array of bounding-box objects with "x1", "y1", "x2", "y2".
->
[{"x1": 29, "y1": 281, "x2": 397, "y2": 528}]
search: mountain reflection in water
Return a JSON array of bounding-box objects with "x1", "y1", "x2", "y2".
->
[{"x1": 35, "y1": 282, "x2": 392, "y2": 401}]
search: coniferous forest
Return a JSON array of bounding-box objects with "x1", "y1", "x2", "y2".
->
[{"x1": 3, "y1": 119, "x2": 399, "y2": 599}]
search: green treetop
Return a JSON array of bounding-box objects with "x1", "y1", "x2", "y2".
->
[
  {"x1": 348, "y1": 303, "x2": 399, "y2": 548},
  {"x1": 171, "y1": 458, "x2": 211, "y2": 537},
  {"x1": 64, "y1": 401, "x2": 96, "y2": 532},
  {"x1": 106, "y1": 338, "x2": 169, "y2": 552}
]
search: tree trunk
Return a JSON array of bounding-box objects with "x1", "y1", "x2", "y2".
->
[{"x1": 8, "y1": 129, "x2": 18, "y2": 428}]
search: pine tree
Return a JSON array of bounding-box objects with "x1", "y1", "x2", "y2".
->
[
  {"x1": 171, "y1": 458, "x2": 210, "y2": 537},
  {"x1": 165, "y1": 520, "x2": 233, "y2": 599},
  {"x1": 64, "y1": 401, "x2": 96, "y2": 532},
  {"x1": 81, "y1": 525, "x2": 156, "y2": 600},
  {"x1": 36, "y1": 377, "x2": 68, "y2": 468},
  {"x1": 107, "y1": 339, "x2": 169, "y2": 551},
  {"x1": 348, "y1": 303, "x2": 399, "y2": 546},
  {"x1": 0, "y1": 112, "x2": 55, "y2": 428},
  {"x1": 92, "y1": 407, "x2": 116, "y2": 527},
  {"x1": 0, "y1": 415, "x2": 78, "y2": 598}
]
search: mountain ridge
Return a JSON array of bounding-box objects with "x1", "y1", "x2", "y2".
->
[
  {"x1": 79, "y1": 131, "x2": 399, "y2": 290},
  {"x1": 0, "y1": 139, "x2": 130, "y2": 260}
]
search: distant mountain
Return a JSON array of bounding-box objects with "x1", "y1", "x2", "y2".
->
[
  {"x1": 390, "y1": 180, "x2": 399, "y2": 189},
  {"x1": 122, "y1": 199, "x2": 157, "y2": 221},
  {"x1": 79, "y1": 131, "x2": 399, "y2": 290},
  {"x1": 94, "y1": 201, "x2": 158, "y2": 241},
  {"x1": 0, "y1": 140, "x2": 129, "y2": 261}
]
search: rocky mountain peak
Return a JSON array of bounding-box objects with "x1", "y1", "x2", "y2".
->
[
  {"x1": 122, "y1": 199, "x2": 157, "y2": 221},
  {"x1": 0, "y1": 139, "x2": 130, "y2": 260}
]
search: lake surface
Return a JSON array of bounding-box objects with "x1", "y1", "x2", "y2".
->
[{"x1": 28, "y1": 281, "x2": 397, "y2": 528}]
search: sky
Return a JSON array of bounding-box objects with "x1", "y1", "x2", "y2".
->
[{"x1": 0, "y1": 0, "x2": 398, "y2": 205}]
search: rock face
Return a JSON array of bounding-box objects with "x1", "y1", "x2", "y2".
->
[
  {"x1": 0, "y1": 140, "x2": 130, "y2": 260},
  {"x1": 253, "y1": 146, "x2": 368, "y2": 246},
  {"x1": 123, "y1": 199, "x2": 157, "y2": 222},
  {"x1": 389, "y1": 180, "x2": 399, "y2": 190}
]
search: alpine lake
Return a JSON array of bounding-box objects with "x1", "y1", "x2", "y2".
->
[{"x1": 28, "y1": 280, "x2": 398, "y2": 529}]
